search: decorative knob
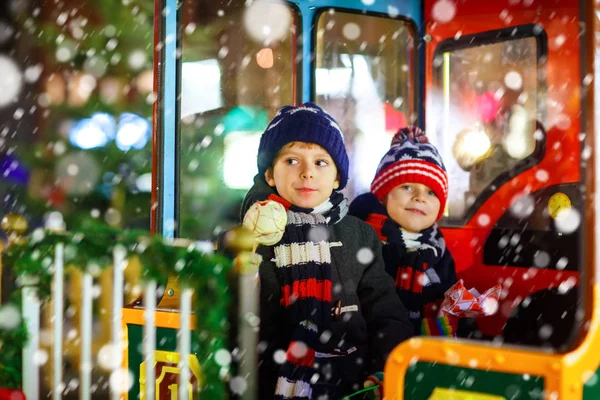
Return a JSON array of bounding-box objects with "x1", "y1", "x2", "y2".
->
[
  {"x1": 222, "y1": 225, "x2": 256, "y2": 255},
  {"x1": 1, "y1": 213, "x2": 28, "y2": 239}
]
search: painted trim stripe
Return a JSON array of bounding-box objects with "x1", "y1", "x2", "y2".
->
[
  {"x1": 372, "y1": 168, "x2": 448, "y2": 195},
  {"x1": 286, "y1": 343, "x2": 316, "y2": 367},
  {"x1": 395, "y1": 266, "x2": 424, "y2": 293},
  {"x1": 281, "y1": 279, "x2": 332, "y2": 306},
  {"x1": 372, "y1": 161, "x2": 448, "y2": 191},
  {"x1": 274, "y1": 242, "x2": 332, "y2": 267},
  {"x1": 275, "y1": 377, "x2": 312, "y2": 399}
]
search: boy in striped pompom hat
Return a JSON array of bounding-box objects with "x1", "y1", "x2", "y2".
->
[
  {"x1": 240, "y1": 103, "x2": 412, "y2": 400},
  {"x1": 350, "y1": 126, "x2": 460, "y2": 341}
]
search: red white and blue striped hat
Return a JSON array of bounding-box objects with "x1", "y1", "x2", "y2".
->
[{"x1": 370, "y1": 126, "x2": 448, "y2": 220}]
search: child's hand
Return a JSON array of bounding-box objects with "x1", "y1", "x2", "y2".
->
[
  {"x1": 400, "y1": 229, "x2": 422, "y2": 249},
  {"x1": 363, "y1": 372, "x2": 383, "y2": 400}
]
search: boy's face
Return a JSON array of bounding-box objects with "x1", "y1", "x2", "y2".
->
[
  {"x1": 264, "y1": 142, "x2": 340, "y2": 209},
  {"x1": 384, "y1": 182, "x2": 440, "y2": 233}
]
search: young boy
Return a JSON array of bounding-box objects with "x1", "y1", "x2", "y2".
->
[
  {"x1": 349, "y1": 126, "x2": 459, "y2": 337},
  {"x1": 241, "y1": 103, "x2": 412, "y2": 399}
]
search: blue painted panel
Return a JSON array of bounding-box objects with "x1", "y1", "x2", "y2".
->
[
  {"x1": 288, "y1": 0, "x2": 422, "y2": 102},
  {"x1": 162, "y1": 0, "x2": 177, "y2": 239}
]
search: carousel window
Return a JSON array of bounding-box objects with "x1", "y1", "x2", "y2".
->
[
  {"x1": 430, "y1": 25, "x2": 547, "y2": 222},
  {"x1": 178, "y1": 0, "x2": 298, "y2": 240},
  {"x1": 314, "y1": 10, "x2": 417, "y2": 199}
]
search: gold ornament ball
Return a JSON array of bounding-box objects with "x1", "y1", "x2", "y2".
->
[
  {"x1": 222, "y1": 225, "x2": 257, "y2": 254},
  {"x1": 1, "y1": 213, "x2": 28, "y2": 236}
]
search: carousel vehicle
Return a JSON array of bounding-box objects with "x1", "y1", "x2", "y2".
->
[
  {"x1": 150, "y1": 0, "x2": 597, "y2": 398},
  {"x1": 0, "y1": 0, "x2": 597, "y2": 398}
]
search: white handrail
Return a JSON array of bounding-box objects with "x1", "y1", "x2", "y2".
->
[
  {"x1": 80, "y1": 272, "x2": 93, "y2": 400},
  {"x1": 144, "y1": 280, "x2": 157, "y2": 400},
  {"x1": 178, "y1": 288, "x2": 193, "y2": 400},
  {"x1": 52, "y1": 243, "x2": 64, "y2": 400},
  {"x1": 111, "y1": 246, "x2": 125, "y2": 400},
  {"x1": 21, "y1": 275, "x2": 40, "y2": 400}
]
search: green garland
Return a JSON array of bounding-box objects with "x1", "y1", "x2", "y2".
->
[{"x1": 1, "y1": 223, "x2": 233, "y2": 399}]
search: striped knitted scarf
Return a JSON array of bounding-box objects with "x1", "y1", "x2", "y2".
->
[
  {"x1": 349, "y1": 193, "x2": 448, "y2": 333},
  {"x1": 244, "y1": 182, "x2": 348, "y2": 400}
]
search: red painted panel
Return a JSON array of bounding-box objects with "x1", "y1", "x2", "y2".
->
[{"x1": 425, "y1": 0, "x2": 582, "y2": 336}]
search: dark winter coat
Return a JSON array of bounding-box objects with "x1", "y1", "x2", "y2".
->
[
  {"x1": 241, "y1": 181, "x2": 413, "y2": 399},
  {"x1": 349, "y1": 192, "x2": 458, "y2": 336}
]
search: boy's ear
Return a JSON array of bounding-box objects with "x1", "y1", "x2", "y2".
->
[
  {"x1": 333, "y1": 173, "x2": 340, "y2": 189},
  {"x1": 264, "y1": 168, "x2": 276, "y2": 187}
]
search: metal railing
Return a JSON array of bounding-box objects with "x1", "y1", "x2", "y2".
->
[{"x1": 0, "y1": 214, "x2": 258, "y2": 400}]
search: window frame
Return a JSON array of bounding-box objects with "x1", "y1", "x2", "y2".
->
[
  {"x1": 432, "y1": 24, "x2": 549, "y2": 227},
  {"x1": 310, "y1": 7, "x2": 420, "y2": 123}
]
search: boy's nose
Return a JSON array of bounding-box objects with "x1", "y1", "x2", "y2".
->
[
  {"x1": 413, "y1": 191, "x2": 426, "y2": 202},
  {"x1": 300, "y1": 166, "x2": 314, "y2": 179}
]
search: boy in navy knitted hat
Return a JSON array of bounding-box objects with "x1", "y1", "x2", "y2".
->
[
  {"x1": 241, "y1": 103, "x2": 412, "y2": 400},
  {"x1": 350, "y1": 126, "x2": 460, "y2": 339}
]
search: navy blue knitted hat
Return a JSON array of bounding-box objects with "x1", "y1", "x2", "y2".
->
[{"x1": 257, "y1": 102, "x2": 349, "y2": 189}]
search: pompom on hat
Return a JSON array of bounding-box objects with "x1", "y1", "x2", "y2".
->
[
  {"x1": 371, "y1": 126, "x2": 448, "y2": 220},
  {"x1": 257, "y1": 102, "x2": 350, "y2": 189}
]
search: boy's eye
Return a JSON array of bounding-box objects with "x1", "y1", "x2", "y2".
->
[
  {"x1": 285, "y1": 158, "x2": 299, "y2": 165},
  {"x1": 316, "y1": 160, "x2": 329, "y2": 167},
  {"x1": 401, "y1": 185, "x2": 413, "y2": 191},
  {"x1": 428, "y1": 190, "x2": 437, "y2": 197}
]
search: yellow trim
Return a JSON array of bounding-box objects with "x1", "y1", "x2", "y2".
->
[
  {"x1": 428, "y1": 388, "x2": 505, "y2": 400},
  {"x1": 0, "y1": 241, "x2": 3, "y2": 304},
  {"x1": 122, "y1": 307, "x2": 196, "y2": 329},
  {"x1": 384, "y1": 284, "x2": 600, "y2": 399},
  {"x1": 139, "y1": 350, "x2": 202, "y2": 399}
]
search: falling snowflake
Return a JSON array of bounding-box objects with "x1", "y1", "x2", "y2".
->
[
  {"x1": 229, "y1": 376, "x2": 248, "y2": 395},
  {"x1": 557, "y1": 277, "x2": 576, "y2": 294},
  {"x1": 504, "y1": 71, "x2": 523, "y2": 90},
  {"x1": 533, "y1": 251, "x2": 550, "y2": 268},
  {"x1": 273, "y1": 349, "x2": 286, "y2": 364},
  {"x1": 342, "y1": 22, "x2": 361, "y2": 41},
  {"x1": 356, "y1": 247, "x2": 374, "y2": 265},
  {"x1": 308, "y1": 225, "x2": 329, "y2": 242},
  {"x1": 432, "y1": 0, "x2": 456, "y2": 23},
  {"x1": 83, "y1": 56, "x2": 108, "y2": 78},
  {"x1": 56, "y1": 42, "x2": 76, "y2": 63},
  {"x1": 582, "y1": 145, "x2": 592, "y2": 160},
  {"x1": 538, "y1": 324, "x2": 553, "y2": 340},
  {"x1": 243, "y1": 0, "x2": 292, "y2": 44},
  {"x1": 477, "y1": 214, "x2": 490, "y2": 227},
  {"x1": 24, "y1": 64, "x2": 43, "y2": 83},
  {"x1": 128, "y1": 49, "x2": 147, "y2": 70},
  {"x1": 98, "y1": 344, "x2": 122, "y2": 370},
  {"x1": 319, "y1": 330, "x2": 332, "y2": 343},
  {"x1": 214, "y1": 349, "x2": 232, "y2": 366},
  {"x1": 289, "y1": 341, "x2": 308, "y2": 358},
  {"x1": 584, "y1": 371, "x2": 599, "y2": 387},
  {"x1": 555, "y1": 257, "x2": 568, "y2": 270},
  {"x1": 0, "y1": 55, "x2": 22, "y2": 107},
  {"x1": 33, "y1": 349, "x2": 49, "y2": 366},
  {"x1": 0, "y1": 304, "x2": 21, "y2": 330},
  {"x1": 388, "y1": 6, "x2": 399, "y2": 18},
  {"x1": 554, "y1": 208, "x2": 580, "y2": 234},
  {"x1": 535, "y1": 169, "x2": 549, "y2": 182},
  {"x1": 0, "y1": 20, "x2": 14, "y2": 45},
  {"x1": 109, "y1": 368, "x2": 134, "y2": 394},
  {"x1": 509, "y1": 194, "x2": 534, "y2": 219},
  {"x1": 554, "y1": 34, "x2": 566, "y2": 48},
  {"x1": 104, "y1": 208, "x2": 122, "y2": 227}
]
